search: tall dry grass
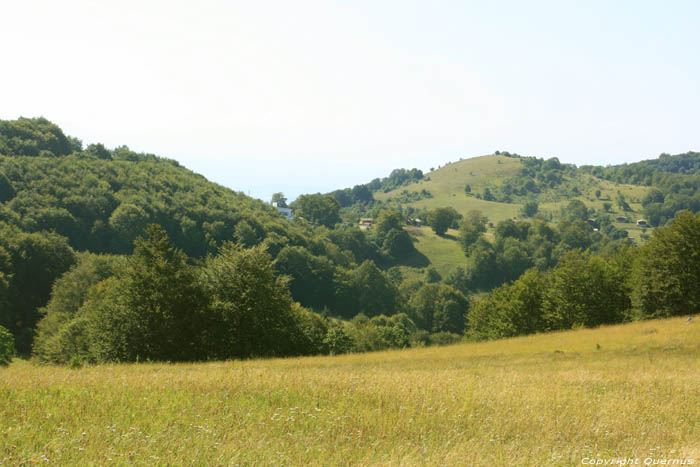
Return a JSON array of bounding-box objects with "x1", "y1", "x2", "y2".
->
[{"x1": 1, "y1": 316, "x2": 699, "y2": 465}]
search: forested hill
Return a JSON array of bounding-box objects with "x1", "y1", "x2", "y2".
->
[
  {"x1": 0, "y1": 117, "x2": 302, "y2": 258},
  {"x1": 0, "y1": 117, "x2": 416, "y2": 357}
]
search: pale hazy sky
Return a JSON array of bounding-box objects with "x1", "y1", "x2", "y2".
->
[{"x1": 2, "y1": 1, "x2": 699, "y2": 201}]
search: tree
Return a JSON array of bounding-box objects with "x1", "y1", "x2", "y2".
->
[
  {"x1": 542, "y1": 250, "x2": 629, "y2": 330},
  {"x1": 0, "y1": 170, "x2": 16, "y2": 202},
  {"x1": 381, "y1": 228, "x2": 415, "y2": 259},
  {"x1": 375, "y1": 210, "x2": 403, "y2": 237},
  {"x1": 632, "y1": 211, "x2": 700, "y2": 318},
  {"x1": 642, "y1": 188, "x2": 664, "y2": 208},
  {"x1": 467, "y1": 268, "x2": 546, "y2": 341},
  {"x1": 408, "y1": 283, "x2": 468, "y2": 334},
  {"x1": 0, "y1": 228, "x2": 76, "y2": 355},
  {"x1": 271, "y1": 192, "x2": 288, "y2": 208},
  {"x1": 351, "y1": 184, "x2": 373, "y2": 204},
  {"x1": 108, "y1": 203, "x2": 150, "y2": 253},
  {"x1": 86, "y1": 224, "x2": 207, "y2": 362},
  {"x1": 458, "y1": 210, "x2": 488, "y2": 255},
  {"x1": 521, "y1": 200, "x2": 538, "y2": 218},
  {"x1": 616, "y1": 191, "x2": 631, "y2": 212},
  {"x1": 336, "y1": 260, "x2": 401, "y2": 319},
  {"x1": 0, "y1": 325, "x2": 14, "y2": 366},
  {"x1": 292, "y1": 194, "x2": 341, "y2": 227},
  {"x1": 426, "y1": 207, "x2": 459, "y2": 236},
  {"x1": 274, "y1": 246, "x2": 337, "y2": 311},
  {"x1": 200, "y1": 242, "x2": 304, "y2": 359},
  {"x1": 32, "y1": 253, "x2": 125, "y2": 364},
  {"x1": 234, "y1": 220, "x2": 258, "y2": 247},
  {"x1": 563, "y1": 199, "x2": 589, "y2": 221},
  {"x1": 86, "y1": 143, "x2": 112, "y2": 160}
]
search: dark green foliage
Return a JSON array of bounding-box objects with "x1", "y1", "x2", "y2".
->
[
  {"x1": 234, "y1": 220, "x2": 259, "y2": 247},
  {"x1": 457, "y1": 210, "x2": 488, "y2": 255},
  {"x1": 323, "y1": 323, "x2": 355, "y2": 355},
  {"x1": 345, "y1": 313, "x2": 417, "y2": 352},
  {"x1": 274, "y1": 246, "x2": 337, "y2": 311},
  {"x1": 330, "y1": 168, "x2": 421, "y2": 208},
  {"x1": 86, "y1": 225, "x2": 207, "y2": 362},
  {"x1": 336, "y1": 260, "x2": 402, "y2": 319},
  {"x1": 0, "y1": 117, "x2": 74, "y2": 157},
  {"x1": 424, "y1": 266, "x2": 441, "y2": 283},
  {"x1": 468, "y1": 248, "x2": 631, "y2": 341},
  {"x1": 0, "y1": 325, "x2": 15, "y2": 365},
  {"x1": 375, "y1": 210, "x2": 403, "y2": 236},
  {"x1": 542, "y1": 250, "x2": 630, "y2": 329},
  {"x1": 563, "y1": 199, "x2": 590, "y2": 221},
  {"x1": 372, "y1": 210, "x2": 416, "y2": 260},
  {"x1": 292, "y1": 194, "x2": 341, "y2": 227},
  {"x1": 426, "y1": 207, "x2": 460, "y2": 236},
  {"x1": 0, "y1": 170, "x2": 16, "y2": 202},
  {"x1": 0, "y1": 119, "x2": 293, "y2": 257},
  {"x1": 408, "y1": 283, "x2": 468, "y2": 334},
  {"x1": 86, "y1": 143, "x2": 112, "y2": 160},
  {"x1": 200, "y1": 243, "x2": 306, "y2": 359},
  {"x1": 108, "y1": 203, "x2": 150, "y2": 253},
  {"x1": 32, "y1": 253, "x2": 125, "y2": 363},
  {"x1": 0, "y1": 224, "x2": 76, "y2": 354},
  {"x1": 271, "y1": 192, "x2": 288, "y2": 207},
  {"x1": 380, "y1": 228, "x2": 414, "y2": 260},
  {"x1": 521, "y1": 200, "x2": 538, "y2": 217},
  {"x1": 326, "y1": 228, "x2": 381, "y2": 264},
  {"x1": 34, "y1": 225, "x2": 333, "y2": 364},
  {"x1": 467, "y1": 268, "x2": 546, "y2": 341},
  {"x1": 633, "y1": 211, "x2": 700, "y2": 318}
]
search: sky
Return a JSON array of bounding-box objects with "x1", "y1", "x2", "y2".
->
[{"x1": 2, "y1": 0, "x2": 699, "y2": 201}]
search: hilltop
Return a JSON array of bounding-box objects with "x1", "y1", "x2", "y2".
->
[
  {"x1": 375, "y1": 153, "x2": 649, "y2": 229},
  {"x1": 331, "y1": 151, "x2": 700, "y2": 275}
]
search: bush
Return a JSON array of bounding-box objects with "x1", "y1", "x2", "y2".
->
[{"x1": 0, "y1": 325, "x2": 15, "y2": 365}]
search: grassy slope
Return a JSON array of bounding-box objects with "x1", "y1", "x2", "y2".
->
[
  {"x1": 375, "y1": 154, "x2": 523, "y2": 225},
  {"x1": 375, "y1": 155, "x2": 652, "y2": 274},
  {"x1": 401, "y1": 226, "x2": 464, "y2": 279},
  {"x1": 2, "y1": 316, "x2": 699, "y2": 465}
]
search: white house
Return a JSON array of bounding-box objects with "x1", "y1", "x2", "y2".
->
[{"x1": 272, "y1": 202, "x2": 293, "y2": 220}]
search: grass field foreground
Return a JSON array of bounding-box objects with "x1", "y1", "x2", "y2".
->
[{"x1": 2, "y1": 316, "x2": 699, "y2": 465}]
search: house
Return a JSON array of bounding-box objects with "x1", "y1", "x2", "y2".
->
[
  {"x1": 615, "y1": 216, "x2": 628, "y2": 223},
  {"x1": 272, "y1": 202, "x2": 293, "y2": 220},
  {"x1": 587, "y1": 218, "x2": 599, "y2": 228},
  {"x1": 407, "y1": 218, "x2": 422, "y2": 227},
  {"x1": 359, "y1": 218, "x2": 374, "y2": 230},
  {"x1": 636, "y1": 219, "x2": 649, "y2": 227}
]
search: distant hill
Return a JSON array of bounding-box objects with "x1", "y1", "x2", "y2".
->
[
  {"x1": 374, "y1": 153, "x2": 649, "y2": 227},
  {"x1": 0, "y1": 117, "x2": 303, "y2": 258},
  {"x1": 329, "y1": 151, "x2": 700, "y2": 276}
]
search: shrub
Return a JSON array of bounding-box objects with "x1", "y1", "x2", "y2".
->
[{"x1": 0, "y1": 325, "x2": 15, "y2": 365}]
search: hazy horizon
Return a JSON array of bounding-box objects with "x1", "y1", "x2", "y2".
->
[{"x1": 2, "y1": 0, "x2": 699, "y2": 201}]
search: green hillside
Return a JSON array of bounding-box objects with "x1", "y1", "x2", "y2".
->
[{"x1": 376, "y1": 154, "x2": 650, "y2": 228}]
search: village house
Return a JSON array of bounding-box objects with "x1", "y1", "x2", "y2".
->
[
  {"x1": 272, "y1": 202, "x2": 293, "y2": 220},
  {"x1": 359, "y1": 218, "x2": 374, "y2": 230}
]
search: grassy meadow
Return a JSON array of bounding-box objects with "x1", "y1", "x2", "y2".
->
[{"x1": 2, "y1": 316, "x2": 700, "y2": 466}]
